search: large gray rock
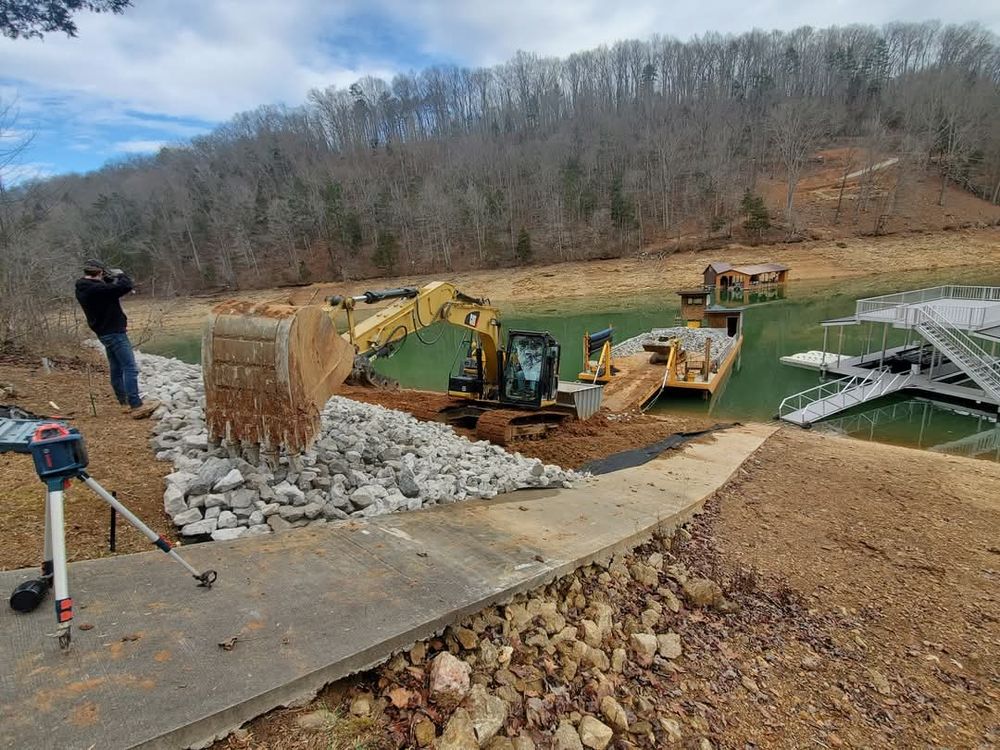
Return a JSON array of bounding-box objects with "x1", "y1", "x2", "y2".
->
[
  {"x1": 267, "y1": 515, "x2": 293, "y2": 532},
  {"x1": 228, "y1": 489, "x2": 257, "y2": 510},
  {"x1": 172, "y1": 507, "x2": 202, "y2": 526},
  {"x1": 322, "y1": 504, "x2": 350, "y2": 520},
  {"x1": 350, "y1": 485, "x2": 380, "y2": 509},
  {"x1": 301, "y1": 502, "x2": 324, "y2": 520},
  {"x1": 217, "y1": 510, "x2": 238, "y2": 529},
  {"x1": 188, "y1": 457, "x2": 235, "y2": 495},
  {"x1": 213, "y1": 469, "x2": 244, "y2": 493},
  {"x1": 278, "y1": 506, "x2": 305, "y2": 522},
  {"x1": 164, "y1": 471, "x2": 197, "y2": 494},
  {"x1": 273, "y1": 481, "x2": 304, "y2": 505},
  {"x1": 211, "y1": 527, "x2": 246, "y2": 542},
  {"x1": 163, "y1": 486, "x2": 186, "y2": 516},
  {"x1": 180, "y1": 518, "x2": 218, "y2": 536},
  {"x1": 397, "y1": 467, "x2": 420, "y2": 498}
]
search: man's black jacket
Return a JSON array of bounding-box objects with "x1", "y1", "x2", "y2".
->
[{"x1": 75, "y1": 273, "x2": 133, "y2": 336}]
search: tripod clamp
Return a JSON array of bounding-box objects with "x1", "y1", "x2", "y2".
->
[{"x1": 4, "y1": 418, "x2": 219, "y2": 650}]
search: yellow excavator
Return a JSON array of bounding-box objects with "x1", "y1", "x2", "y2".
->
[{"x1": 202, "y1": 281, "x2": 601, "y2": 454}]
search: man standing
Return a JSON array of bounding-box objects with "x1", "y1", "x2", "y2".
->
[{"x1": 75, "y1": 259, "x2": 160, "y2": 419}]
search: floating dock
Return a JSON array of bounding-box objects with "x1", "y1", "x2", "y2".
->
[
  {"x1": 779, "y1": 285, "x2": 1000, "y2": 426},
  {"x1": 603, "y1": 326, "x2": 743, "y2": 412}
]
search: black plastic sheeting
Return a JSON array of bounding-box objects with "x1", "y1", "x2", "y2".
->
[{"x1": 580, "y1": 423, "x2": 740, "y2": 475}]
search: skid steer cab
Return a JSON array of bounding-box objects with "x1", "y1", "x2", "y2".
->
[{"x1": 448, "y1": 330, "x2": 561, "y2": 409}]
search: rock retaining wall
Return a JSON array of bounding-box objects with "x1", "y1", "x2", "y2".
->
[{"x1": 137, "y1": 352, "x2": 578, "y2": 543}]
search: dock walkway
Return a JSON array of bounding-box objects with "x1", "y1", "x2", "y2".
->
[{"x1": 0, "y1": 425, "x2": 775, "y2": 750}]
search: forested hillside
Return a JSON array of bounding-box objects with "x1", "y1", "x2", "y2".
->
[{"x1": 1, "y1": 21, "x2": 999, "y2": 333}]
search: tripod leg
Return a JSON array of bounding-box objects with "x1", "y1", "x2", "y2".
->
[
  {"x1": 42, "y1": 490, "x2": 53, "y2": 585},
  {"x1": 80, "y1": 475, "x2": 217, "y2": 587},
  {"x1": 46, "y1": 487, "x2": 73, "y2": 649}
]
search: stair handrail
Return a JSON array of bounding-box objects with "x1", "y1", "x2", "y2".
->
[
  {"x1": 778, "y1": 368, "x2": 916, "y2": 422},
  {"x1": 778, "y1": 370, "x2": 878, "y2": 418},
  {"x1": 918, "y1": 305, "x2": 1000, "y2": 397}
]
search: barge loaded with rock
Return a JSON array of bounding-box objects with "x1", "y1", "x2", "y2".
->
[{"x1": 602, "y1": 290, "x2": 744, "y2": 412}]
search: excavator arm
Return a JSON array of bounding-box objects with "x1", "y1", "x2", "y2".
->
[
  {"x1": 203, "y1": 282, "x2": 503, "y2": 455},
  {"x1": 335, "y1": 281, "x2": 502, "y2": 376}
]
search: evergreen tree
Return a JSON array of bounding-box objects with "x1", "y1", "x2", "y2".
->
[
  {"x1": 373, "y1": 231, "x2": 398, "y2": 273},
  {"x1": 740, "y1": 190, "x2": 771, "y2": 242},
  {"x1": 515, "y1": 227, "x2": 532, "y2": 263},
  {"x1": 2, "y1": 0, "x2": 131, "y2": 39}
]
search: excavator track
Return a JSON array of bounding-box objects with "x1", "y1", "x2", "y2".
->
[
  {"x1": 473, "y1": 408, "x2": 568, "y2": 446},
  {"x1": 395, "y1": 399, "x2": 569, "y2": 447}
]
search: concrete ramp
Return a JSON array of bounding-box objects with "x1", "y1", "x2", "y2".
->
[{"x1": 0, "y1": 424, "x2": 775, "y2": 750}]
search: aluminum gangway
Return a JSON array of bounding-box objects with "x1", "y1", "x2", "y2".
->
[{"x1": 778, "y1": 369, "x2": 915, "y2": 426}]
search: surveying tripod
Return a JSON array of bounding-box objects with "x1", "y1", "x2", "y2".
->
[{"x1": 2, "y1": 416, "x2": 216, "y2": 649}]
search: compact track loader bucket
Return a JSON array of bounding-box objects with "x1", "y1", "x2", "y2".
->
[{"x1": 203, "y1": 301, "x2": 355, "y2": 454}]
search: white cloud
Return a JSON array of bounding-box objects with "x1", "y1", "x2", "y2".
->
[
  {"x1": 2, "y1": 161, "x2": 55, "y2": 184},
  {"x1": 0, "y1": 0, "x2": 392, "y2": 122},
  {"x1": 114, "y1": 139, "x2": 168, "y2": 154},
  {"x1": 378, "y1": 1, "x2": 998, "y2": 65},
  {"x1": 2, "y1": 1, "x2": 996, "y2": 127},
  {"x1": 0, "y1": 0, "x2": 997, "y2": 181}
]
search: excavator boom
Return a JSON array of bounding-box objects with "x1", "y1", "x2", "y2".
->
[{"x1": 203, "y1": 282, "x2": 503, "y2": 455}]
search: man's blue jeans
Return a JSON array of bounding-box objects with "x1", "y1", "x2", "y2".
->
[{"x1": 98, "y1": 333, "x2": 141, "y2": 407}]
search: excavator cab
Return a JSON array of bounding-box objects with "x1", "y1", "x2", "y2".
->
[{"x1": 500, "y1": 331, "x2": 560, "y2": 408}]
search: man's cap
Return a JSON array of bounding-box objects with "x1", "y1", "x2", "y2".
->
[{"x1": 83, "y1": 258, "x2": 107, "y2": 273}]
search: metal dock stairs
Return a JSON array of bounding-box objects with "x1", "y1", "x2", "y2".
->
[
  {"x1": 779, "y1": 369, "x2": 915, "y2": 426},
  {"x1": 779, "y1": 285, "x2": 1000, "y2": 426},
  {"x1": 914, "y1": 305, "x2": 1000, "y2": 403}
]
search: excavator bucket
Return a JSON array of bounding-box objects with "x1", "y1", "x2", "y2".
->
[{"x1": 203, "y1": 301, "x2": 356, "y2": 454}]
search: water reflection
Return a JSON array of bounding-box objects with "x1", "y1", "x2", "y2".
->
[{"x1": 814, "y1": 398, "x2": 1000, "y2": 462}]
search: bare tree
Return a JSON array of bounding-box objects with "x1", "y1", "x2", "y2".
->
[
  {"x1": 0, "y1": 21, "x2": 997, "y2": 318},
  {"x1": 769, "y1": 100, "x2": 828, "y2": 231}
]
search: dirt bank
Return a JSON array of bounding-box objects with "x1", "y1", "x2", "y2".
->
[
  {"x1": 339, "y1": 385, "x2": 716, "y2": 470},
  {"x1": 130, "y1": 227, "x2": 1000, "y2": 336},
  {"x1": 212, "y1": 428, "x2": 1000, "y2": 749}
]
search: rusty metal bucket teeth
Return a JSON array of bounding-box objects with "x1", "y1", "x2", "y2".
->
[
  {"x1": 203, "y1": 301, "x2": 356, "y2": 454},
  {"x1": 346, "y1": 355, "x2": 398, "y2": 390}
]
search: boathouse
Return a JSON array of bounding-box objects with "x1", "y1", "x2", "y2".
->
[{"x1": 704, "y1": 262, "x2": 789, "y2": 288}]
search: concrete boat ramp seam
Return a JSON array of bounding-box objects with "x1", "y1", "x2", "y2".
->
[{"x1": 0, "y1": 423, "x2": 776, "y2": 750}]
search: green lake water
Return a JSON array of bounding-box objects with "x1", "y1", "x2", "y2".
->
[{"x1": 145, "y1": 266, "x2": 1000, "y2": 461}]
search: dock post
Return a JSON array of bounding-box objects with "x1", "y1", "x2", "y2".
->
[
  {"x1": 837, "y1": 326, "x2": 844, "y2": 367},
  {"x1": 821, "y1": 327, "x2": 829, "y2": 372},
  {"x1": 878, "y1": 323, "x2": 888, "y2": 369},
  {"x1": 918, "y1": 401, "x2": 930, "y2": 448}
]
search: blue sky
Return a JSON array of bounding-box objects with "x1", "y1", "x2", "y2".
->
[{"x1": 1, "y1": 0, "x2": 997, "y2": 182}]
